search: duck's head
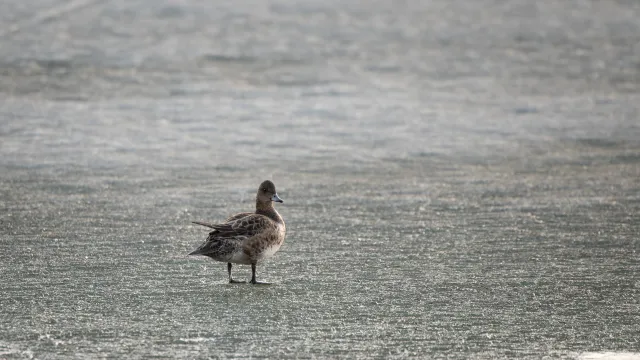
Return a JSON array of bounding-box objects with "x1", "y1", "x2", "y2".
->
[{"x1": 257, "y1": 180, "x2": 283, "y2": 204}]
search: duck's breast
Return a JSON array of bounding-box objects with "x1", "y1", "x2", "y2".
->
[
  {"x1": 260, "y1": 243, "x2": 282, "y2": 260},
  {"x1": 228, "y1": 250, "x2": 252, "y2": 265},
  {"x1": 248, "y1": 222, "x2": 285, "y2": 261}
]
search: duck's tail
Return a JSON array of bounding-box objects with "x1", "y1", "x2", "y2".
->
[
  {"x1": 192, "y1": 221, "x2": 216, "y2": 229},
  {"x1": 189, "y1": 221, "x2": 215, "y2": 255}
]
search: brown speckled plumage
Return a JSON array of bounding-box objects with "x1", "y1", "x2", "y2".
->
[{"x1": 189, "y1": 180, "x2": 286, "y2": 284}]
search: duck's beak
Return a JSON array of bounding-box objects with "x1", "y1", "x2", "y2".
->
[{"x1": 271, "y1": 193, "x2": 284, "y2": 203}]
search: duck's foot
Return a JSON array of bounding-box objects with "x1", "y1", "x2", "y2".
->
[
  {"x1": 226, "y1": 263, "x2": 246, "y2": 284},
  {"x1": 250, "y1": 263, "x2": 271, "y2": 285}
]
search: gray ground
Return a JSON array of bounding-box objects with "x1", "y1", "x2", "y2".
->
[{"x1": 1, "y1": 0, "x2": 639, "y2": 358}]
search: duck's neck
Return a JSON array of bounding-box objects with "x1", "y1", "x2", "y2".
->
[{"x1": 256, "y1": 200, "x2": 283, "y2": 224}]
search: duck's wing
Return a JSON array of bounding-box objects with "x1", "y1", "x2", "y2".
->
[
  {"x1": 224, "y1": 212, "x2": 253, "y2": 222},
  {"x1": 191, "y1": 212, "x2": 253, "y2": 229},
  {"x1": 208, "y1": 214, "x2": 274, "y2": 238},
  {"x1": 188, "y1": 214, "x2": 275, "y2": 256}
]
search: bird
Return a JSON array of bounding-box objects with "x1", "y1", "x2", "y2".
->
[{"x1": 189, "y1": 180, "x2": 286, "y2": 284}]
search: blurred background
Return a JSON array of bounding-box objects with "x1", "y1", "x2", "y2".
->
[{"x1": 1, "y1": 0, "x2": 639, "y2": 358}]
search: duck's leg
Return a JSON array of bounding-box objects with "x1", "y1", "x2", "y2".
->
[
  {"x1": 250, "y1": 262, "x2": 270, "y2": 285},
  {"x1": 228, "y1": 263, "x2": 246, "y2": 284}
]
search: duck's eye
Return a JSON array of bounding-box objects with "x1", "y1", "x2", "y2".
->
[{"x1": 262, "y1": 188, "x2": 267, "y2": 192}]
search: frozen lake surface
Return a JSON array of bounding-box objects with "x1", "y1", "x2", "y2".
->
[{"x1": 1, "y1": 0, "x2": 639, "y2": 358}]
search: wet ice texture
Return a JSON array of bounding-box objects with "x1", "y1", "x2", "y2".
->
[{"x1": 1, "y1": 0, "x2": 640, "y2": 358}]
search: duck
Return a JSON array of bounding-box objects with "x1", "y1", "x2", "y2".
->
[{"x1": 189, "y1": 180, "x2": 286, "y2": 284}]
